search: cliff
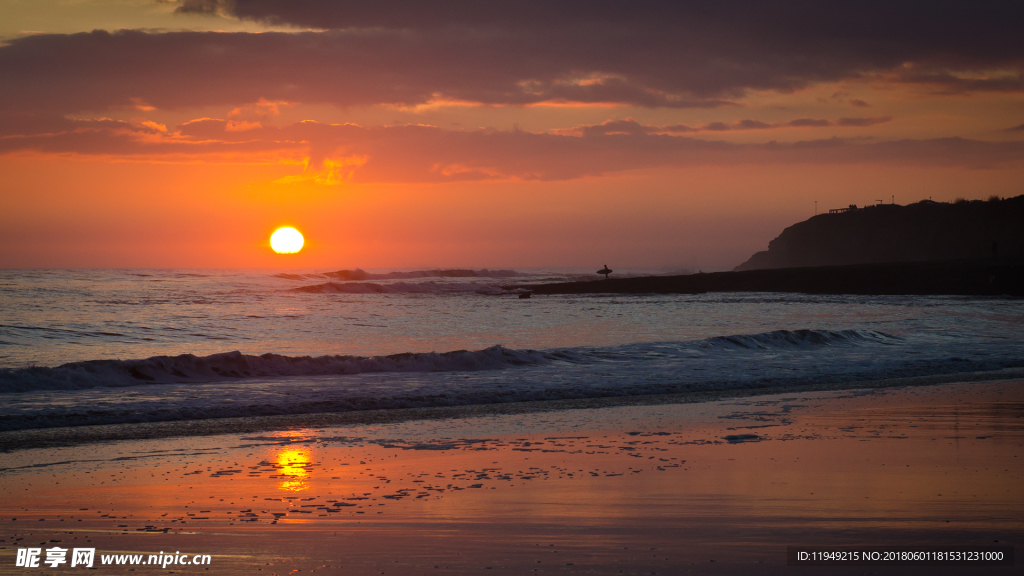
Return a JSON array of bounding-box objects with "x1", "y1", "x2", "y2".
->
[{"x1": 735, "y1": 195, "x2": 1024, "y2": 271}]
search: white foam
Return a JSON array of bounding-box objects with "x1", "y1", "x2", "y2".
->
[{"x1": 3, "y1": 327, "x2": 1023, "y2": 432}]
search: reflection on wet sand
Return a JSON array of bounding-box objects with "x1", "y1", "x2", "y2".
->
[
  {"x1": 274, "y1": 448, "x2": 313, "y2": 492},
  {"x1": 0, "y1": 380, "x2": 1021, "y2": 575}
]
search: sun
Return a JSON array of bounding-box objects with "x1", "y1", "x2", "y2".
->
[{"x1": 270, "y1": 227, "x2": 304, "y2": 254}]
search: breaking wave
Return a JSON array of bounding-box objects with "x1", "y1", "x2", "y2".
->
[
  {"x1": 0, "y1": 329, "x2": 897, "y2": 393},
  {"x1": 702, "y1": 329, "x2": 900, "y2": 349}
]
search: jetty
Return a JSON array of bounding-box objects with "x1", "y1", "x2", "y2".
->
[{"x1": 516, "y1": 260, "x2": 1024, "y2": 296}]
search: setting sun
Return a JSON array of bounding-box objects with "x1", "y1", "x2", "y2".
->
[{"x1": 270, "y1": 227, "x2": 304, "y2": 254}]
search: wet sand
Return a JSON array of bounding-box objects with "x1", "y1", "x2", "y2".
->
[{"x1": 1, "y1": 380, "x2": 1021, "y2": 575}]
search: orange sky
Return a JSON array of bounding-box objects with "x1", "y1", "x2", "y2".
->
[{"x1": 1, "y1": 1, "x2": 1022, "y2": 269}]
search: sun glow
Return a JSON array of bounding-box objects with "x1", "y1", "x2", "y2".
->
[{"x1": 270, "y1": 227, "x2": 304, "y2": 254}]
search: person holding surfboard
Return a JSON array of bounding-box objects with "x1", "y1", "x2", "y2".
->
[{"x1": 598, "y1": 265, "x2": 612, "y2": 279}]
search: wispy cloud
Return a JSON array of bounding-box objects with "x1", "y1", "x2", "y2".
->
[
  {"x1": 3, "y1": 118, "x2": 1021, "y2": 182},
  {"x1": 566, "y1": 117, "x2": 892, "y2": 136}
]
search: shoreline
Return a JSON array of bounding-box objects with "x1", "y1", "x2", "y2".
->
[
  {"x1": 2, "y1": 378, "x2": 1021, "y2": 574},
  {"x1": 3, "y1": 366, "x2": 1022, "y2": 453}
]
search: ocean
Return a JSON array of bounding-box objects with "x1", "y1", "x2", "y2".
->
[{"x1": 2, "y1": 268, "x2": 1022, "y2": 433}]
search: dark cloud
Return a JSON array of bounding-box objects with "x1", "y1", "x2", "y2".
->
[
  {"x1": 1005, "y1": 123, "x2": 1024, "y2": 132},
  {"x1": 576, "y1": 119, "x2": 652, "y2": 137},
  {"x1": 575, "y1": 117, "x2": 888, "y2": 135},
  {"x1": 170, "y1": 1, "x2": 1024, "y2": 79},
  {"x1": 836, "y1": 116, "x2": 893, "y2": 127},
  {"x1": 733, "y1": 120, "x2": 774, "y2": 130},
  {"x1": 849, "y1": 99, "x2": 871, "y2": 107},
  {"x1": 4, "y1": 0, "x2": 1024, "y2": 118},
  {"x1": 173, "y1": 0, "x2": 1021, "y2": 56},
  {"x1": 892, "y1": 66, "x2": 1024, "y2": 94},
  {"x1": 788, "y1": 118, "x2": 832, "y2": 127},
  {"x1": 0, "y1": 29, "x2": 748, "y2": 115}
]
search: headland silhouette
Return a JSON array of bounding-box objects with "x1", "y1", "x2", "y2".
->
[{"x1": 520, "y1": 196, "x2": 1024, "y2": 296}]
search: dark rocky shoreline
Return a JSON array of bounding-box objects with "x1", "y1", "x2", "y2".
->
[{"x1": 520, "y1": 259, "x2": 1024, "y2": 296}]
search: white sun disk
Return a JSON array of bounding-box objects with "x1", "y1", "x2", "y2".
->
[{"x1": 270, "y1": 227, "x2": 304, "y2": 254}]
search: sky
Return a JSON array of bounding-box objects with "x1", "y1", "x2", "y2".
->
[{"x1": 1, "y1": 1, "x2": 1022, "y2": 269}]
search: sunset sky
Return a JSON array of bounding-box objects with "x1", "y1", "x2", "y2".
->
[{"x1": 2, "y1": 1, "x2": 1022, "y2": 269}]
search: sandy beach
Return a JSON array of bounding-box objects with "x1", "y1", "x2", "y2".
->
[{"x1": 1, "y1": 379, "x2": 1020, "y2": 575}]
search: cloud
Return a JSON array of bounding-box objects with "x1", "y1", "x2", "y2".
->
[
  {"x1": 165, "y1": 2, "x2": 1024, "y2": 96},
  {"x1": 273, "y1": 155, "x2": 368, "y2": 185},
  {"x1": 1006, "y1": 123, "x2": 1024, "y2": 132},
  {"x1": 569, "y1": 116, "x2": 890, "y2": 136},
  {"x1": 574, "y1": 119, "x2": 652, "y2": 137},
  {"x1": 3, "y1": 118, "x2": 1021, "y2": 182},
  {"x1": 891, "y1": 66, "x2": 1024, "y2": 94},
  {"x1": 171, "y1": 0, "x2": 1022, "y2": 55},
  {"x1": 704, "y1": 120, "x2": 773, "y2": 131},
  {"x1": 0, "y1": 29, "x2": 751, "y2": 115},
  {"x1": 788, "y1": 118, "x2": 832, "y2": 128},
  {"x1": 836, "y1": 116, "x2": 893, "y2": 127},
  {"x1": 3, "y1": 2, "x2": 1024, "y2": 118}
]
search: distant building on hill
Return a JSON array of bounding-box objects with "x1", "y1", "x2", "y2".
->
[{"x1": 828, "y1": 204, "x2": 858, "y2": 214}]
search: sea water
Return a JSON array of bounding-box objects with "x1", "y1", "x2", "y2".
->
[{"x1": 1, "y1": 268, "x2": 1022, "y2": 432}]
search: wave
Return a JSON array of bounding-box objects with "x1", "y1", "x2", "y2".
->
[
  {"x1": 274, "y1": 268, "x2": 524, "y2": 282},
  {"x1": 0, "y1": 346, "x2": 554, "y2": 393},
  {"x1": 0, "y1": 329, "x2": 896, "y2": 393},
  {"x1": 702, "y1": 329, "x2": 900, "y2": 349}
]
